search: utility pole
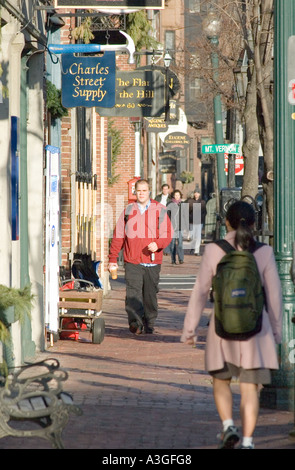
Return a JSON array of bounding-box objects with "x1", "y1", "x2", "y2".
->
[{"x1": 260, "y1": 0, "x2": 295, "y2": 411}]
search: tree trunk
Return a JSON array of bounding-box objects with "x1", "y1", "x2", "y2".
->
[
  {"x1": 254, "y1": 0, "x2": 274, "y2": 239},
  {"x1": 241, "y1": 64, "x2": 260, "y2": 201}
]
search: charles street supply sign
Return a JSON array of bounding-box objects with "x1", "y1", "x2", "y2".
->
[
  {"x1": 96, "y1": 70, "x2": 165, "y2": 118},
  {"x1": 61, "y1": 52, "x2": 116, "y2": 108}
]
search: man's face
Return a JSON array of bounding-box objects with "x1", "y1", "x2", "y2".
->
[
  {"x1": 162, "y1": 186, "x2": 169, "y2": 196},
  {"x1": 194, "y1": 192, "x2": 200, "y2": 199},
  {"x1": 136, "y1": 182, "x2": 150, "y2": 205}
]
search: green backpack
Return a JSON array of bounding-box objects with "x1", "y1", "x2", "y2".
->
[{"x1": 212, "y1": 239, "x2": 265, "y2": 340}]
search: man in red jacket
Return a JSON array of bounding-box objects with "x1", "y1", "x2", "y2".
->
[{"x1": 109, "y1": 179, "x2": 173, "y2": 335}]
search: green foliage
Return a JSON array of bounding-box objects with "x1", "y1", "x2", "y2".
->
[
  {"x1": 46, "y1": 80, "x2": 68, "y2": 119},
  {"x1": 69, "y1": 11, "x2": 158, "y2": 52},
  {"x1": 0, "y1": 284, "x2": 34, "y2": 374},
  {"x1": 0, "y1": 284, "x2": 33, "y2": 323},
  {"x1": 107, "y1": 119, "x2": 124, "y2": 186},
  {"x1": 0, "y1": 12, "x2": 9, "y2": 100},
  {"x1": 180, "y1": 171, "x2": 194, "y2": 184},
  {"x1": 126, "y1": 11, "x2": 159, "y2": 51},
  {"x1": 72, "y1": 17, "x2": 94, "y2": 44}
]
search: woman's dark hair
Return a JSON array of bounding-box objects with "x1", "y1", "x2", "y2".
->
[
  {"x1": 172, "y1": 189, "x2": 182, "y2": 198},
  {"x1": 226, "y1": 201, "x2": 256, "y2": 251}
]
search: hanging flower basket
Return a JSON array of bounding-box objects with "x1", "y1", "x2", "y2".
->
[
  {"x1": 0, "y1": 284, "x2": 34, "y2": 341},
  {"x1": 0, "y1": 306, "x2": 15, "y2": 326},
  {"x1": 0, "y1": 285, "x2": 34, "y2": 374}
]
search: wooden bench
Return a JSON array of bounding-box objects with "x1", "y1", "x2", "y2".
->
[{"x1": 0, "y1": 358, "x2": 82, "y2": 449}]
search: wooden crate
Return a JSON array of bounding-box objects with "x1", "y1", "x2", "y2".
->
[{"x1": 59, "y1": 289, "x2": 103, "y2": 313}]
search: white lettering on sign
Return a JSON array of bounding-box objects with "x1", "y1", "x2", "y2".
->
[{"x1": 202, "y1": 144, "x2": 240, "y2": 154}]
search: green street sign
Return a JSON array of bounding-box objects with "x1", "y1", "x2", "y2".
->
[{"x1": 202, "y1": 143, "x2": 241, "y2": 154}]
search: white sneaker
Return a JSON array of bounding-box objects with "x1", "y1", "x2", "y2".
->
[
  {"x1": 217, "y1": 425, "x2": 240, "y2": 449},
  {"x1": 239, "y1": 443, "x2": 255, "y2": 449}
]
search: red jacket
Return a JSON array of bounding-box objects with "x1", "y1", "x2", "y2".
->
[{"x1": 109, "y1": 200, "x2": 173, "y2": 265}]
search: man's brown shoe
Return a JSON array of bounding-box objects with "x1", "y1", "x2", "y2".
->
[{"x1": 129, "y1": 323, "x2": 142, "y2": 335}]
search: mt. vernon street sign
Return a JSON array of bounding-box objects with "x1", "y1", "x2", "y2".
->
[
  {"x1": 202, "y1": 143, "x2": 241, "y2": 154},
  {"x1": 62, "y1": 52, "x2": 116, "y2": 108}
]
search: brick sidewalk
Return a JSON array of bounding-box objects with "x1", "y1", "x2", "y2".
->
[{"x1": 1, "y1": 251, "x2": 295, "y2": 450}]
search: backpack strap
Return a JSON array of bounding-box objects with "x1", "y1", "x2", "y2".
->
[
  {"x1": 215, "y1": 239, "x2": 266, "y2": 254},
  {"x1": 124, "y1": 203, "x2": 135, "y2": 224},
  {"x1": 251, "y1": 241, "x2": 266, "y2": 253},
  {"x1": 214, "y1": 239, "x2": 235, "y2": 254}
]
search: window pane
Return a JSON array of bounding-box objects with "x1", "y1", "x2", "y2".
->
[
  {"x1": 189, "y1": 0, "x2": 200, "y2": 13},
  {"x1": 190, "y1": 78, "x2": 202, "y2": 99},
  {"x1": 165, "y1": 30, "x2": 175, "y2": 52}
]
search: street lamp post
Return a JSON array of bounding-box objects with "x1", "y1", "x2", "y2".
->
[
  {"x1": 202, "y1": 11, "x2": 227, "y2": 192},
  {"x1": 259, "y1": 0, "x2": 295, "y2": 412},
  {"x1": 164, "y1": 51, "x2": 172, "y2": 122},
  {"x1": 203, "y1": 10, "x2": 227, "y2": 238}
]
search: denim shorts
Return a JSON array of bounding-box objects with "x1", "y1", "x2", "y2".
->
[{"x1": 209, "y1": 362, "x2": 271, "y2": 384}]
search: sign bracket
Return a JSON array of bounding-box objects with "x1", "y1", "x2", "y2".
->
[{"x1": 48, "y1": 30, "x2": 135, "y2": 64}]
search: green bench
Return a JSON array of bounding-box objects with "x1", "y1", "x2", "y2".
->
[{"x1": 0, "y1": 358, "x2": 82, "y2": 449}]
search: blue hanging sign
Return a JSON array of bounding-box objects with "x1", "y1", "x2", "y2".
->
[
  {"x1": 11, "y1": 116, "x2": 19, "y2": 241},
  {"x1": 61, "y1": 52, "x2": 116, "y2": 108}
]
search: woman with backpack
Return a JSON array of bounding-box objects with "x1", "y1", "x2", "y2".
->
[{"x1": 181, "y1": 201, "x2": 282, "y2": 449}]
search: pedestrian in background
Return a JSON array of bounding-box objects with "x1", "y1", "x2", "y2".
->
[
  {"x1": 181, "y1": 201, "x2": 282, "y2": 449},
  {"x1": 186, "y1": 188, "x2": 207, "y2": 256},
  {"x1": 155, "y1": 183, "x2": 172, "y2": 206},
  {"x1": 109, "y1": 179, "x2": 173, "y2": 335},
  {"x1": 167, "y1": 189, "x2": 188, "y2": 265},
  {"x1": 155, "y1": 183, "x2": 172, "y2": 255}
]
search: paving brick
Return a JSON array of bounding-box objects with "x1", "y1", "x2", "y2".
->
[{"x1": 1, "y1": 251, "x2": 294, "y2": 450}]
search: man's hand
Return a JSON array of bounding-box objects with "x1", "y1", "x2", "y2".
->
[
  {"x1": 108, "y1": 262, "x2": 118, "y2": 272},
  {"x1": 148, "y1": 242, "x2": 158, "y2": 253}
]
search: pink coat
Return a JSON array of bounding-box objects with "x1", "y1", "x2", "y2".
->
[{"x1": 181, "y1": 231, "x2": 283, "y2": 372}]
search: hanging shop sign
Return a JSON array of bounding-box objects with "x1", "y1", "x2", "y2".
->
[
  {"x1": 138, "y1": 66, "x2": 181, "y2": 98},
  {"x1": 61, "y1": 52, "x2": 116, "y2": 108},
  {"x1": 144, "y1": 99, "x2": 178, "y2": 131},
  {"x1": 168, "y1": 99, "x2": 179, "y2": 124},
  {"x1": 96, "y1": 70, "x2": 165, "y2": 118},
  {"x1": 159, "y1": 152, "x2": 178, "y2": 174},
  {"x1": 164, "y1": 132, "x2": 191, "y2": 150},
  {"x1": 54, "y1": 0, "x2": 165, "y2": 9},
  {"x1": 144, "y1": 117, "x2": 168, "y2": 133}
]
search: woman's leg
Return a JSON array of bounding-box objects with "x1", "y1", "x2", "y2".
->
[
  {"x1": 239, "y1": 382, "x2": 259, "y2": 438},
  {"x1": 213, "y1": 377, "x2": 239, "y2": 448},
  {"x1": 213, "y1": 377, "x2": 233, "y2": 421}
]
